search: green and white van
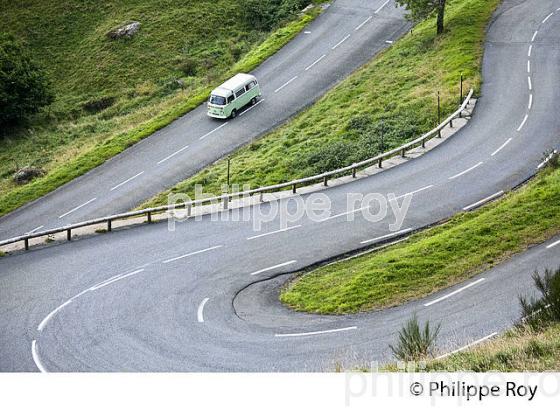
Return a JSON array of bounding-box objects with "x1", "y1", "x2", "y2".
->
[{"x1": 207, "y1": 73, "x2": 261, "y2": 119}]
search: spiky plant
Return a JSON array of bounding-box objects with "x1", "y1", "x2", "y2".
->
[
  {"x1": 519, "y1": 266, "x2": 560, "y2": 328},
  {"x1": 390, "y1": 314, "x2": 441, "y2": 361}
]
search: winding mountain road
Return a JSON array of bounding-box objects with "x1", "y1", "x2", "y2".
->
[
  {"x1": 1, "y1": 0, "x2": 560, "y2": 371},
  {"x1": 0, "y1": 0, "x2": 409, "y2": 239}
]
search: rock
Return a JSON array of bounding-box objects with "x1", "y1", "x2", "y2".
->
[
  {"x1": 107, "y1": 21, "x2": 141, "y2": 40},
  {"x1": 13, "y1": 166, "x2": 45, "y2": 185}
]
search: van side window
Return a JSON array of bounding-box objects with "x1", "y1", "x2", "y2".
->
[
  {"x1": 246, "y1": 80, "x2": 257, "y2": 91},
  {"x1": 227, "y1": 95, "x2": 235, "y2": 104},
  {"x1": 235, "y1": 88, "x2": 246, "y2": 98}
]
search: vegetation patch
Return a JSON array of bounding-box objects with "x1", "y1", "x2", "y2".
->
[
  {"x1": 141, "y1": 0, "x2": 500, "y2": 208},
  {"x1": 280, "y1": 163, "x2": 560, "y2": 314},
  {"x1": 0, "y1": 0, "x2": 321, "y2": 216}
]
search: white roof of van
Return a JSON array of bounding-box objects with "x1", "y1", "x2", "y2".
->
[{"x1": 212, "y1": 73, "x2": 256, "y2": 96}]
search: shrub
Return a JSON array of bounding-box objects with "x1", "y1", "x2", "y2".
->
[
  {"x1": 390, "y1": 314, "x2": 441, "y2": 361},
  {"x1": 519, "y1": 266, "x2": 560, "y2": 329},
  {"x1": 305, "y1": 140, "x2": 356, "y2": 173},
  {"x1": 179, "y1": 57, "x2": 198, "y2": 77},
  {"x1": 240, "y1": 0, "x2": 311, "y2": 31},
  {"x1": 0, "y1": 34, "x2": 54, "y2": 126}
]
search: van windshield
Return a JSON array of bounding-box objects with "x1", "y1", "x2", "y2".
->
[{"x1": 209, "y1": 95, "x2": 226, "y2": 106}]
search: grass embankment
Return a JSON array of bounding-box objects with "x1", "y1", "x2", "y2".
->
[
  {"x1": 280, "y1": 164, "x2": 560, "y2": 314},
  {"x1": 426, "y1": 324, "x2": 560, "y2": 371},
  {"x1": 141, "y1": 0, "x2": 500, "y2": 208},
  {"x1": 0, "y1": 0, "x2": 321, "y2": 217}
]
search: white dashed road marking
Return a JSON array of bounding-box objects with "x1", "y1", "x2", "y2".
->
[
  {"x1": 547, "y1": 239, "x2": 560, "y2": 249},
  {"x1": 157, "y1": 146, "x2": 189, "y2": 165},
  {"x1": 275, "y1": 326, "x2": 357, "y2": 338},
  {"x1": 247, "y1": 225, "x2": 302, "y2": 240},
  {"x1": 517, "y1": 114, "x2": 529, "y2": 132},
  {"x1": 110, "y1": 171, "x2": 144, "y2": 191},
  {"x1": 375, "y1": 0, "x2": 392, "y2": 14},
  {"x1": 448, "y1": 162, "x2": 483, "y2": 180},
  {"x1": 355, "y1": 16, "x2": 372, "y2": 31},
  {"x1": 58, "y1": 197, "x2": 97, "y2": 219},
  {"x1": 305, "y1": 54, "x2": 326, "y2": 71},
  {"x1": 199, "y1": 122, "x2": 229, "y2": 140},
  {"x1": 162, "y1": 245, "x2": 223, "y2": 264},
  {"x1": 437, "y1": 332, "x2": 498, "y2": 359},
  {"x1": 491, "y1": 138, "x2": 512, "y2": 156},
  {"x1": 274, "y1": 76, "x2": 298, "y2": 93},
  {"x1": 31, "y1": 340, "x2": 47, "y2": 373},
  {"x1": 197, "y1": 298, "x2": 209, "y2": 323},
  {"x1": 360, "y1": 228, "x2": 413, "y2": 244},
  {"x1": 250, "y1": 260, "x2": 297, "y2": 276},
  {"x1": 424, "y1": 278, "x2": 486, "y2": 307},
  {"x1": 332, "y1": 34, "x2": 351, "y2": 50}
]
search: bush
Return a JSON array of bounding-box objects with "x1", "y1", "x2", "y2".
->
[
  {"x1": 240, "y1": 0, "x2": 311, "y2": 31},
  {"x1": 0, "y1": 34, "x2": 54, "y2": 126},
  {"x1": 390, "y1": 314, "x2": 441, "y2": 361},
  {"x1": 305, "y1": 140, "x2": 356, "y2": 173},
  {"x1": 178, "y1": 57, "x2": 198, "y2": 77},
  {"x1": 519, "y1": 266, "x2": 560, "y2": 329}
]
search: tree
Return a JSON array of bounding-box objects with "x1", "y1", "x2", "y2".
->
[
  {"x1": 0, "y1": 34, "x2": 54, "y2": 126},
  {"x1": 396, "y1": 0, "x2": 447, "y2": 35}
]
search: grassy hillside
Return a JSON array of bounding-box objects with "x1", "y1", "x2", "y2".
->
[
  {"x1": 429, "y1": 324, "x2": 560, "y2": 371},
  {"x1": 280, "y1": 161, "x2": 560, "y2": 314},
  {"x1": 141, "y1": 0, "x2": 501, "y2": 208},
  {"x1": 0, "y1": 0, "x2": 320, "y2": 216}
]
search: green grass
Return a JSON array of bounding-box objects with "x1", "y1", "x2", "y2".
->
[
  {"x1": 140, "y1": 0, "x2": 501, "y2": 208},
  {"x1": 280, "y1": 164, "x2": 560, "y2": 314},
  {"x1": 0, "y1": 0, "x2": 321, "y2": 217},
  {"x1": 424, "y1": 324, "x2": 560, "y2": 371}
]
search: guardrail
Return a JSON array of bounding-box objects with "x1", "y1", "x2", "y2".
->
[{"x1": 0, "y1": 89, "x2": 474, "y2": 252}]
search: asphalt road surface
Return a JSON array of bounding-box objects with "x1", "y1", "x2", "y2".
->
[
  {"x1": 0, "y1": 0, "x2": 410, "y2": 240},
  {"x1": 0, "y1": 0, "x2": 559, "y2": 371}
]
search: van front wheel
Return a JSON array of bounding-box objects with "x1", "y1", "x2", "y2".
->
[
  {"x1": 250, "y1": 97, "x2": 257, "y2": 106},
  {"x1": 230, "y1": 109, "x2": 237, "y2": 119}
]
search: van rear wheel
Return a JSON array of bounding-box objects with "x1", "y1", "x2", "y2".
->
[{"x1": 230, "y1": 109, "x2": 237, "y2": 119}]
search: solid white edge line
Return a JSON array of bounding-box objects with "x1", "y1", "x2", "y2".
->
[
  {"x1": 199, "y1": 122, "x2": 229, "y2": 140},
  {"x1": 275, "y1": 326, "x2": 357, "y2": 337},
  {"x1": 360, "y1": 228, "x2": 413, "y2": 244},
  {"x1": 463, "y1": 191, "x2": 504, "y2": 211},
  {"x1": 162, "y1": 245, "x2": 223, "y2": 264},
  {"x1": 250, "y1": 260, "x2": 297, "y2": 276},
  {"x1": 527, "y1": 76, "x2": 532, "y2": 90},
  {"x1": 436, "y1": 332, "x2": 498, "y2": 360},
  {"x1": 26, "y1": 225, "x2": 44, "y2": 235},
  {"x1": 528, "y1": 45, "x2": 532, "y2": 57},
  {"x1": 528, "y1": 93, "x2": 533, "y2": 110},
  {"x1": 58, "y1": 197, "x2": 97, "y2": 219},
  {"x1": 110, "y1": 171, "x2": 144, "y2": 191},
  {"x1": 491, "y1": 138, "x2": 512, "y2": 156},
  {"x1": 517, "y1": 114, "x2": 529, "y2": 131},
  {"x1": 274, "y1": 76, "x2": 298, "y2": 93},
  {"x1": 90, "y1": 268, "x2": 145, "y2": 291},
  {"x1": 542, "y1": 12, "x2": 554, "y2": 24},
  {"x1": 239, "y1": 99, "x2": 265, "y2": 116},
  {"x1": 332, "y1": 34, "x2": 351, "y2": 50},
  {"x1": 375, "y1": 0, "x2": 391, "y2": 14},
  {"x1": 531, "y1": 30, "x2": 538, "y2": 42},
  {"x1": 31, "y1": 340, "x2": 48, "y2": 373},
  {"x1": 424, "y1": 278, "x2": 486, "y2": 307},
  {"x1": 305, "y1": 54, "x2": 326, "y2": 71},
  {"x1": 355, "y1": 16, "x2": 372, "y2": 31},
  {"x1": 197, "y1": 298, "x2": 209, "y2": 323},
  {"x1": 157, "y1": 146, "x2": 189, "y2": 164},
  {"x1": 448, "y1": 162, "x2": 483, "y2": 180},
  {"x1": 247, "y1": 225, "x2": 302, "y2": 240},
  {"x1": 547, "y1": 239, "x2": 560, "y2": 249},
  {"x1": 537, "y1": 150, "x2": 557, "y2": 169}
]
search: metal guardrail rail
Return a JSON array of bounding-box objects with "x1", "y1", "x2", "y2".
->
[{"x1": 0, "y1": 89, "x2": 474, "y2": 251}]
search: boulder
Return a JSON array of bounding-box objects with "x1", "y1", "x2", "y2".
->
[
  {"x1": 13, "y1": 166, "x2": 45, "y2": 185},
  {"x1": 107, "y1": 21, "x2": 141, "y2": 40}
]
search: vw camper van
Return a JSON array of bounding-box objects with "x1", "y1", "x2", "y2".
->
[{"x1": 207, "y1": 73, "x2": 261, "y2": 119}]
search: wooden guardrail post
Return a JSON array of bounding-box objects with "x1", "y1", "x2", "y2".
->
[
  {"x1": 24, "y1": 238, "x2": 29, "y2": 250},
  {"x1": 67, "y1": 229, "x2": 71, "y2": 241},
  {"x1": 292, "y1": 183, "x2": 297, "y2": 194},
  {"x1": 323, "y1": 176, "x2": 328, "y2": 186},
  {"x1": 352, "y1": 167, "x2": 357, "y2": 178},
  {"x1": 147, "y1": 212, "x2": 152, "y2": 223},
  {"x1": 108, "y1": 220, "x2": 112, "y2": 232},
  {"x1": 378, "y1": 158, "x2": 383, "y2": 168}
]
